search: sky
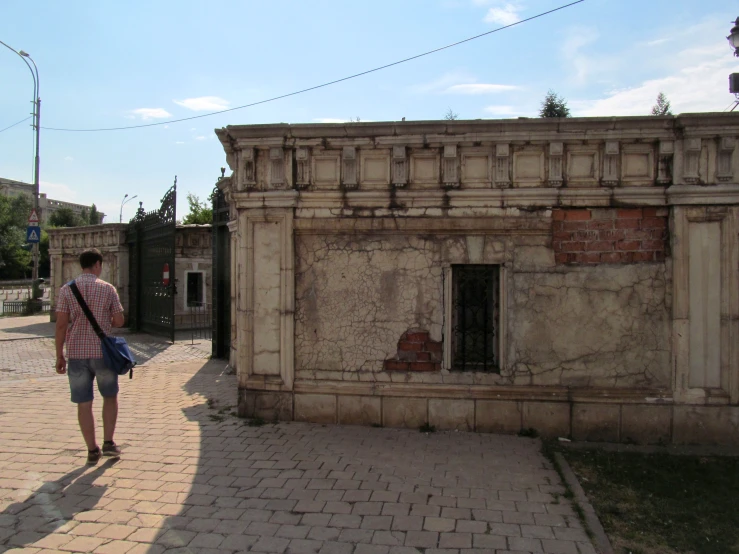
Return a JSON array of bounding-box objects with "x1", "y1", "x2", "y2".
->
[{"x1": 1, "y1": 0, "x2": 737, "y2": 223}]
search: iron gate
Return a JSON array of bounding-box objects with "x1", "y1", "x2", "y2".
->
[
  {"x1": 127, "y1": 182, "x2": 177, "y2": 342},
  {"x1": 211, "y1": 185, "x2": 231, "y2": 359}
]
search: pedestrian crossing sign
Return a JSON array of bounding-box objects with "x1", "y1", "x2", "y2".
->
[{"x1": 26, "y1": 227, "x2": 40, "y2": 243}]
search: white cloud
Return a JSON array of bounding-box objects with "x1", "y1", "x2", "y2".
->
[
  {"x1": 560, "y1": 27, "x2": 601, "y2": 84},
  {"x1": 647, "y1": 38, "x2": 671, "y2": 47},
  {"x1": 483, "y1": 105, "x2": 519, "y2": 116},
  {"x1": 194, "y1": 136, "x2": 207, "y2": 141},
  {"x1": 445, "y1": 83, "x2": 519, "y2": 94},
  {"x1": 40, "y1": 180, "x2": 77, "y2": 200},
  {"x1": 410, "y1": 71, "x2": 478, "y2": 94},
  {"x1": 174, "y1": 96, "x2": 230, "y2": 111},
  {"x1": 313, "y1": 118, "x2": 350, "y2": 123},
  {"x1": 482, "y1": 1, "x2": 522, "y2": 26},
  {"x1": 175, "y1": 141, "x2": 185, "y2": 144},
  {"x1": 63, "y1": 156, "x2": 74, "y2": 162},
  {"x1": 129, "y1": 108, "x2": 171, "y2": 120},
  {"x1": 573, "y1": 42, "x2": 736, "y2": 116}
]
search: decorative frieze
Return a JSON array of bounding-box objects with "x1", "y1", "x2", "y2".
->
[
  {"x1": 603, "y1": 141, "x2": 619, "y2": 187},
  {"x1": 683, "y1": 138, "x2": 701, "y2": 184},
  {"x1": 443, "y1": 145, "x2": 459, "y2": 188},
  {"x1": 295, "y1": 147, "x2": 310, "y2": 189},
  {"x1": 342, "y1": 147, "x2": 358, "y2": 189},
  {"x1": 270, "y1": 148, "x2": 285, "y2": 188},
  {"x1": 548, "y1": 142, "x2": 563, "y2": 187},
  {"x1": 392, "y1": 146, "x2": 408, "y2": 188},
  {"x1": 495, "y1": 144, "x2": 510, "y2": 187},
  {"x1": 242, "y1": 148, "x2": 257, "y2": 189},
  {"x1": 657, "y1": 141, "x2": 674, "y2": 185},
  {"x1": 717, "y1": 137, "x2": 735, "y2": 182}
]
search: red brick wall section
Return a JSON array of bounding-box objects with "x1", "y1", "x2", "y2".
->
[
  {"x1": 384, "y1": 329, "x2": 442, "y2": 372},
  {"x1": 552, "y1": 208, "x2": 669, "y2": 265}
]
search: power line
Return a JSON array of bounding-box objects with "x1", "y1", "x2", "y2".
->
[
  {"x1": 43, "y1": 0, "x2": 585, "y2": 132},
  {"x1": 0, "y1": 115, "x2": 32, "y2": 134}
]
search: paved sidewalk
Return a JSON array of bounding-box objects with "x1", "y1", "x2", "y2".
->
[
  {"x1": 0, "y1": 316, "x2": 211, "y2": 381},
  {"x1": 0, "y1": 321, "x2": 596, "y2": 554}
]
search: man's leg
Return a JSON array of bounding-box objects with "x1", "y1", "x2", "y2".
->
[
  {"x1": 77, "y1": 400, "x2": 96, "y2": 450},
  {"x1": 68, "y1": 359, "x2": 96, "y2": 454},
  {"x1": 102, "y1": 395, "x2": 118, "y2": 442}
]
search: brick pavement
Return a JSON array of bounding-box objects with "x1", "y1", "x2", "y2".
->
[
  {"x1": 0, "y1": 316, "x2": 211, "y2": 381},
  {"x1": 0, "y1": 319, "x2": 596, "y2": 554}
]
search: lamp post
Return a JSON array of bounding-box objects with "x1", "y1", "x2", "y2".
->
[
  {"x1": 1, "y1": 41, "x2": 40, "y2": 282},
  {"x1": 120, "y1": 194, "x2": 138, "y2": 223}
]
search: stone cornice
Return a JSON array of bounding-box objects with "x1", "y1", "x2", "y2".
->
[
  {"x1": 216, "y1": 113, "x2": 737, "y2": 142},
  {"x1": 224, "y1": 187, "x2": 728, "y2": 213},
  {"x1": 666, "y1": 184, "x2": 739, "y2": 205}
]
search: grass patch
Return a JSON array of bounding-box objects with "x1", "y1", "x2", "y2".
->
[
  {"x1": 208, "y1": 414, "x2": 226, "y2": 423},
  {"x1": 419, "y1": 423, "x2": 436, "y2": 433},
  {"x1": 247, "y1": 417, "x2": 266, "y2": 427},
  {"x1": 562, "y1": 448, "x2": 739, "y2": 554}
]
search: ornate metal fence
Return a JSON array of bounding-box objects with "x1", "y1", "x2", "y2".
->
[{"x1": 127, "y1": 181, "x2": 177, "y2": 342}]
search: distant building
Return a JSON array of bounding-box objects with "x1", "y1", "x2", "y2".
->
[{"x1": 0, "y1": 177, "x2": 105, "y2": 224}]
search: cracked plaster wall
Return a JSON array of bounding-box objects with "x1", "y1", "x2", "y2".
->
[
  {"x1": 295, "y1": 233, "x2": 672, "y2": 389},
  {"x1": 295, "y1": 235, "x2": 446, "y2": 376},
  {"x1": 508, "y1": 264, "x2": 672, "y2": 388}
]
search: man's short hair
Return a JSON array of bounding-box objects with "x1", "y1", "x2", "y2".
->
[{"x1": 79, "y1": 248, "x2": 103, "y2": 269}]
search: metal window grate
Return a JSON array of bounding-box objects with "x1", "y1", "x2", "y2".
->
[{"x1": 452, "y1": 265, "x2": 500, "y2": 372}]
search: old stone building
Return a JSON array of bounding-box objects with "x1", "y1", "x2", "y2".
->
[{"x1": 216, "y1": 114, "x2": 739, "y2": 445}]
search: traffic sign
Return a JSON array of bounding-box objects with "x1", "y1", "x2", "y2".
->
[
  {"x1": 28, "y1": 210, "x2": 40, "y2": 225},
  {"x1": 26, "y1": 227, "x2": 40, "y2": 243},
  {"x1": 162, "y1": 263, "x2": 170, "y2": 286}
]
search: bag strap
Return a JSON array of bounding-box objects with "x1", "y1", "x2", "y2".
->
[{"x1": 69, "y1": 280, "x2": 107, "y2": 339}]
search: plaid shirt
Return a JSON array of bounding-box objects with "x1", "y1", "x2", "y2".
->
[{"x1": 56, "y1": 273, "x2": 124, "y2": 359}]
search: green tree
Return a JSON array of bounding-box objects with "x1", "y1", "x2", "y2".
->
[
  {"x1": 182, "y1": 193, "x2": 213, "y2": 225},
  {"x1": 89, "y1": 204, "x2": 100, "y2": 224},
  {"x1": 48, "y1": 207, "x2": 85, "y2": 228},
  {"x1": 539, "y1": 90, "x2": 571, "y2": 118},
  {"x1": 0, "y1": 194, "x2": 33, "y2": 279},
  {"x1": 444, "y1": 108, "x2": 459, "y2": 121},
  {"x1": 651, "y1": 92, "x2": 673, "y2": 116}
]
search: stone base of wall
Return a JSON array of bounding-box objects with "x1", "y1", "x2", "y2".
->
[{"x1": 238, "y1": 386, "x2": 739, "y2": 446}]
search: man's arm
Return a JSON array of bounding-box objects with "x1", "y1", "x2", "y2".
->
[
  {"x1": 110, "y1": 286, "x2": 125, "y2": 328},
  {"x1": 55, "y1": 311, "x2": 69, "y2": 374},
  {"x1": 112, "y1": 312, "x2": 124, "y2": 328}
]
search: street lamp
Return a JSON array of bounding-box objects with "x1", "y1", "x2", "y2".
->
[
  {"x1": 120, "y1": 194, "x2": 138, "y2": 223},
  {"x1": 728, "y1": 17, "x2": 739, "y2": 57},
  {"x1": 729, "y1": 17, "x2": 739, "y2": 101},
  {"x1": 0, "y1": 41, "x2": 40, "y2": 282}
]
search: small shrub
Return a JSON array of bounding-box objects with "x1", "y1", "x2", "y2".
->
[
  {"x1": 248, "y1": 417, "x2": 266, "y2": 427},
  {"x1": 419, "y1": 423, "x2": 436, "y2": 433}
]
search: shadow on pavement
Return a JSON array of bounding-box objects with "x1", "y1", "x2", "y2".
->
[
  {"x1": 0, "y1": 461, "x2": 116, "y2": 548},
  {"x1": 0, "y1": 321, "x2": 54, "y2": 340}
]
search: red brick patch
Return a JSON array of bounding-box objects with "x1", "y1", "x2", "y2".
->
[
  {"x1": 552, "y1": 208, "x2": 668, "y2": 266},
  {"x1": 384, "y1": 329, "x2": 442, "y2": 372}
]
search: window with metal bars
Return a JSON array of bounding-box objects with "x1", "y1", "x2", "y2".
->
[{"x1": 451, "y1": 265, "x2": 500, "y2": 372}]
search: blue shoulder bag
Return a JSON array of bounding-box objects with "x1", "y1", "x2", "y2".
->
[{"x1": 69, "y1": 280, "x2": 136, "y2": 379}]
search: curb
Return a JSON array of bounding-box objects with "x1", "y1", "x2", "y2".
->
[{"x1": 555, "y1": 452, "x2": 614, "y2": 554}]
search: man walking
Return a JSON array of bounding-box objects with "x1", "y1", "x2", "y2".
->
[{"x1": 55, "y1": 248, "x2": 125, "y2": 465}]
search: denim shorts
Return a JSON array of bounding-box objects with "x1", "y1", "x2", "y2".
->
[{"x1": 67, "y1": 358, "x2": 119, "y2": 403}]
